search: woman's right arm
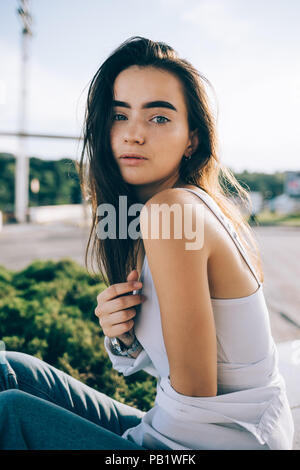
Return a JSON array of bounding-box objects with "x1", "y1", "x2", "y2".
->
[
  {"x1": 95, "y1": 279, "x2": 158, "y2": 377},
  {"x1": 103, "y1": 335, "x2": 158, "y2": 377}
]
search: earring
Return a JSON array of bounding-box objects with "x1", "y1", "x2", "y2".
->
[{"x1": 183, "y1": 146, "x2": 193, "y2": 160}]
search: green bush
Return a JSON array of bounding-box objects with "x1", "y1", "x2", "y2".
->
[{"x1": 0, "y1": 259, "x2": 157, "y2": 411}]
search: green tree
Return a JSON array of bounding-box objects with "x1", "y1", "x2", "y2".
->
[
  {"x1": 232, "y1": 170, "x2": 285, "y2": 200},
  {"x1": 0, "y1": 153, "x2": 15, "y2": 212}
]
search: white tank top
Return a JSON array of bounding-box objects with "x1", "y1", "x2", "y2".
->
[{"x1": 105, "y1": 187, "x2": 294, "y2": 449}]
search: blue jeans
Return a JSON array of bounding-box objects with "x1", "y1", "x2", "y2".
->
[{"x1": 0, "y1": 351, "x2": 147, "y2": 450}]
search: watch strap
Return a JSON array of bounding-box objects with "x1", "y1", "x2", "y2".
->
[{"x1": 110, "y1": 336, "x2": 142, "y2": 357}]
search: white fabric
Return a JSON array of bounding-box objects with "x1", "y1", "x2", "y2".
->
[{"x1": 104, "y1": 187, "x2": 294, "y2": 450}]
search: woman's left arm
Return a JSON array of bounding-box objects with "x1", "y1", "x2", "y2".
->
[{"x1": 140, "y1": 189, "x2": 217, "y2": 397}]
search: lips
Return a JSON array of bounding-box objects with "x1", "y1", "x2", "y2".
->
[{"x1": 119, "y1": 154, "x2": 147, "y2": 159}]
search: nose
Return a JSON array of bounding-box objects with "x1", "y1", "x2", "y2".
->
[
  {"x1": 123, "y1": 122, "x2": 145, "y2": 144},
  {"x1": 124, "y1": 134, "x2": 145, "y2": 144}
]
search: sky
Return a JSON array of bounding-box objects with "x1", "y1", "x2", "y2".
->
[{"x1": 0, "y1": 0, "x2": 299, "y2": 173}]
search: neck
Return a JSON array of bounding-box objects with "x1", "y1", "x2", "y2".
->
[{"x1": 133, "y1": 176, "x2": 186, "y2": 204}]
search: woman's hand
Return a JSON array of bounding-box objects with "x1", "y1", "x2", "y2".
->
[{"x1": 94, "y1": 269, "x2": 145, "y2": 346}]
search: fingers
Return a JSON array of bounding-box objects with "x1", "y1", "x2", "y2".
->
[
  {"x1": 99, "y1": 307, "x2": 137, "y2": 330},
  {"x1": 110, "y1": 293, "x2": 145, "y2": 313},
  {"x1": 106, "y1": 319, "x2": 135, "y2": 337},
  {"x1": 97, "y1": 307, "x2": 137, "y2": 338},
  {"x1": 97, "y1": 280, "x2": 143, "y2": 304},
  {"x1": 127, "y1": 269, "x2": 139, "y2": 281},
  {"x1": 95, "y1": 292, "x2": 145, "y2": 319},
  {"x1": 94, "y1": 275, "x2": 144, "y2": 338}
]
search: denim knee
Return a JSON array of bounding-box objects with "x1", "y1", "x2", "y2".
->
[{"x1": 0, "y1": 389, "x2": 22, "y2": 406}]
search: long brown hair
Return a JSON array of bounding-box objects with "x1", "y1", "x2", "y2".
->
[{"x1": 78, "y1": 36, "x2": 264, "y2": 286}]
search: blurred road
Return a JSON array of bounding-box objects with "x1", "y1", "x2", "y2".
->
[
  {"x1": 253, "y1": 226, "x2": 300, "y2": 343},
  {"x1": 0, "y1": 222, "x2": 92, "y2": 272}
]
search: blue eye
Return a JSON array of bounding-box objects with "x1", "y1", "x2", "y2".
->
[
  {"x1": 112, "y1": 114, "x2": 126, "y2": 121},
  {"x1": 152, "y1": 116, "x2": 170, "y2": 124},
  {"x1": 112, "y1": 114, "x2": 170, "y2": 124}
]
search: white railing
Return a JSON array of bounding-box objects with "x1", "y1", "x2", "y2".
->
[{"x1": 28, "y1": 203, "x2": 92, "y2": 226}]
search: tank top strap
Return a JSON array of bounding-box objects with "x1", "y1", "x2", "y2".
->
[{"x1": 180, "y1": 187, "x2": 262, "y2": 287}]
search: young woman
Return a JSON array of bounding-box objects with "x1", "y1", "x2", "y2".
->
[{"x1": 0, "y1": 36, "x2": 294, "y2": 450}]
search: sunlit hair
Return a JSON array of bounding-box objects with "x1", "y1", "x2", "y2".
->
[{"x1": 78, "y1": 36, "x2": 263, "y2": 286}]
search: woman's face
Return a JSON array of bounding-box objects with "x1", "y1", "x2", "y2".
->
[{"x1": 110, "y1": 65, "x2": 198, "y2": 202}]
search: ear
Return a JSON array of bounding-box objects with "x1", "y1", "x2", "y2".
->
[{"x1": 188, "y1": 129, "x2": 199, "y2": 154}]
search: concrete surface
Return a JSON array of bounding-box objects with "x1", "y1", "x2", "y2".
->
[
  {"x1": 254, "y1": 226, "x2": 300, "y2": 341},
  {"x1": 0, "y1": 221, "x2": 92, "y2": 272}
]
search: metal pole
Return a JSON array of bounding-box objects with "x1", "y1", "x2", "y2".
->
[
  {"x1": 0, "y1": 131, "x2": 82, "y2": 140},
  {"x1": 15, "y1": 0, "x2": 33, "y2": 223}
]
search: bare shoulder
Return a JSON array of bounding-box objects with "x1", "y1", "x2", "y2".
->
[
  {"x1": 140, "y1": 186, "x2": 217, "y2": 257},
  {"x1": 142, "y1": 186, "x2": 204, "y2": 206}
]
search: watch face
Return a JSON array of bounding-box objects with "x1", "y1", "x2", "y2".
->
[
  {"x1": 111, "y1": 337, "x2": 125, "y2": 354},
  {"x1": 111, "y1": 338, "x2": 120, "y2": 349}
]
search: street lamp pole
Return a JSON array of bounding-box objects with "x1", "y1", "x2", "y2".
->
[{"x1": 15, "y1": 0, "x2": 33, "y2": 223}]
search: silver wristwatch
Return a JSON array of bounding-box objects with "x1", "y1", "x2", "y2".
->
[{"x1": 110, "y1": 336, "x2": 141, "y2": 356}]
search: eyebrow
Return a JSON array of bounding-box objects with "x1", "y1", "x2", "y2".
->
[{"x1": 112, "y1": 100, "x2": 177, "y2": 112}]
